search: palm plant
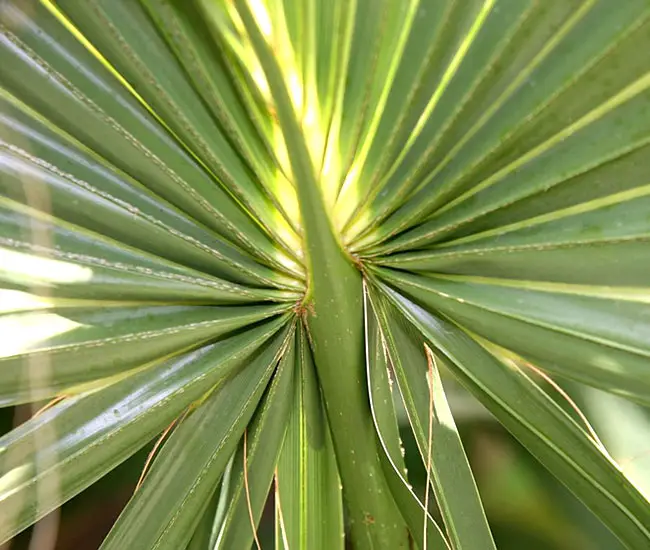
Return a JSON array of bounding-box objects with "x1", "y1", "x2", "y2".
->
[{"x1": 1, "y1": 0, "x2": 650, "y2": 548}]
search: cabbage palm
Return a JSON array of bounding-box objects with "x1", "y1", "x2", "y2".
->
[{"x1": 1, "y1": 0, "x2": 650, "y2": 548}]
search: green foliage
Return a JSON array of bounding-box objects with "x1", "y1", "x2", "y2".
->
[{"x1": 1, "y1": 0, "x2": 650, "y2": 548}]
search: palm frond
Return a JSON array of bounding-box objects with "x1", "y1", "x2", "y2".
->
[{"x1": 1, "y1": 1, "x2": 649, "y2": 548}]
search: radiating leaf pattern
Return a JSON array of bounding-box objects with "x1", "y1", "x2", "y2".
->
[{"x1": 1, "y1": 0, "x2": 649, "y2": 548}]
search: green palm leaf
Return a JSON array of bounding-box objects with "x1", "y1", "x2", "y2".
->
[
  {"x1": 1, "y1": 0, "x2": 649, "y2": 548},
  {"x1": 275, "y1": 327, "x2": 344, "y2": 550}
]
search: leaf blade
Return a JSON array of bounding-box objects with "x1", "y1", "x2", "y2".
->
[
  {"x1": 99, "y1": 325, "x2": 293, "y2": 550},
  {"x1": 0, "y1": 318, "x2": 288, "y2": 545},
  {"x1": 377, "y1": 283, "x2": 650, "y2": 549},
  {"x1": 275, "y1": 327, "x2": 344, "y2": 550},
  {"x1": 369, "y1": 286, "x2": 495, "y2": 550}
]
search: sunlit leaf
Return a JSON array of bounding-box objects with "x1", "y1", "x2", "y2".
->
[
  {"x1": 1, "y1": 0, "x2": 650, "y2": 547},
  {"x1": 0, "y1": 318, "x2": 288, "y2": 544}
]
